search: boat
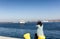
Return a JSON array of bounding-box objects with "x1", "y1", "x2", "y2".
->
[
  {"x1": 42, "y1": 20, "x2": 49, "y2": 22},
  {"x1": 20, "y1": 20, "x2": 26, "y2": 24}
]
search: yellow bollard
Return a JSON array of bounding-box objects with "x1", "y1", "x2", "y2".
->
[
  {"x1": 23, "y1": 33, "x2": 31, "y2": 39},
  {"x1": 38, "y1": 35, "x2": 45, "y2": 39}
]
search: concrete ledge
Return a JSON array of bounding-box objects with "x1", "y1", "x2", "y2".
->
[{"x1": 0, "y1": 36, "x2": 20, "y2": 39}]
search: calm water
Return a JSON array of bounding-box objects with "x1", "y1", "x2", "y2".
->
[{"x1": 0, "y1": 22, "x2": 60, "y2": 39}]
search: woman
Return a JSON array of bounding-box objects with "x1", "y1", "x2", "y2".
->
[{"x1": 36, "y1": 21, "x2": 45, "y2": 39}]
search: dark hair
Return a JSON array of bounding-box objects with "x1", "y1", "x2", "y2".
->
[{"x1": 37, "y1": 21, "x2": 42, "y2": 26}]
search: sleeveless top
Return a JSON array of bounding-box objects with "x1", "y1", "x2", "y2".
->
[{"x1": 37, "y1": 25, "x2": 44, "y2": 36}]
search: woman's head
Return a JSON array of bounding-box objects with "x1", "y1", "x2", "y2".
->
[{"x1": 36, "y1": 21, "x2": 43, "y2": 27}]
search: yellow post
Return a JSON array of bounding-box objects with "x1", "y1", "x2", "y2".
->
[
  {"x1": 38, "y1": 35, "x2": 45, "y2": 39},
  {"x1": 23, "y1": 33, "x2": 31, "y2": 39}
]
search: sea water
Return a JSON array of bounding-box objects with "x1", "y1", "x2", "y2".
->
[{"x1": 0, "y1": 22, "x2": 60, "y2": 39}]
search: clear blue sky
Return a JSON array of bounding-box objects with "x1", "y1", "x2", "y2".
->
[{"x1": 0, "y1": 0, "x2": 60, "y2": 22}]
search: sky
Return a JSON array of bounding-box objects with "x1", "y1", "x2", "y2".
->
[{"x1": 0, "y1": 0, "x2": 60, "y2": 22}]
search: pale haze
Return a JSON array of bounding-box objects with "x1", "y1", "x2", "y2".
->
[{"x1": 0, "y1": 0, "x2": 60, "y2": 22}]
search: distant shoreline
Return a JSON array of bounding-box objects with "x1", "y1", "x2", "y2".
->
[{"x1": 0, "y1": 19, "x2": 60, "y2": 23}]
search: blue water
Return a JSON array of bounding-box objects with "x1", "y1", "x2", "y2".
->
[{"x1": 0, "y1": 22, "x2": 60, "y2": 39}]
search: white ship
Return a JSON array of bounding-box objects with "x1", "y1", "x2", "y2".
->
[
  {"x1": 20, "y1": 20, "x2": 26, "y2": 24},
  {"x1": 42, "y1": 20, "x2": 49, "y2": 22}
]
